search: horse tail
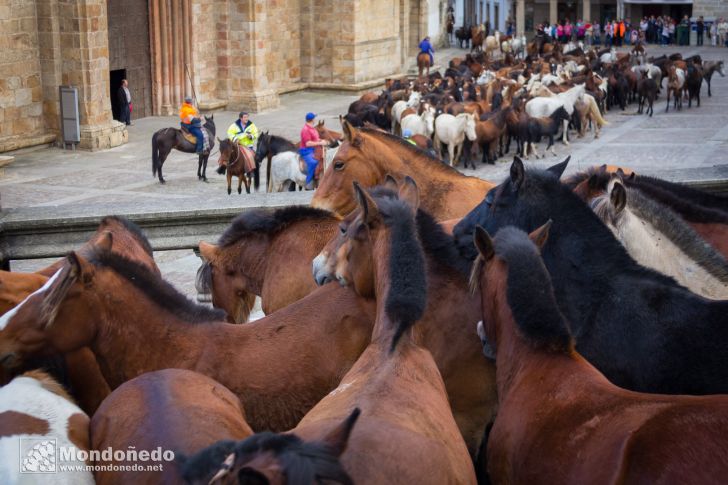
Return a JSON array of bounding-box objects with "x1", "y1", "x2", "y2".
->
[
  {"x1": 152, "y1": 131, "x2": 160, "y2": 176},
  {"x1": 253, "y1": 159, "x2": 261, "y2": 191},
  {"x1": 588, "y1": 96, "x2": 609, "y2": 126},
  {"x1": 266, "y1": 155, "x2": 273, "y2": 193}
]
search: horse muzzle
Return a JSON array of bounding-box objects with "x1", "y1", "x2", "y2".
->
[{"x1": 312, "y1": 254, "x2": 333, "y2": 286}]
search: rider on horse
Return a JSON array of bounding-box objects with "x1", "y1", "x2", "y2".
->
[
  {"x1": 227, "y1": 112, "x2": 259, "y2": 152},
  {"x1": 179, "y1": 96, "x2": 204, "y2": 155},
  {"x1": 419, "y1": 36, "x2": 434, "y2": 66},
  {"x1": 299, "y1": 112, "x2": 328, "y2": 190}
]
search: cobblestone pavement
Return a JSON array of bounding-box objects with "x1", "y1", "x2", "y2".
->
[{"x1": 4, "y1": 44, "x2": 728, "y2": 317}]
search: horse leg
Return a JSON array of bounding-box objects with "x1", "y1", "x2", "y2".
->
[
  {"x1": 449, "y1": 143, "x2": 456, "y2": 166},
  {"x1": 202, "y1": 155, "x2": 209, "y2": 182},
  {"x1": 227, "y1": 172, "x2": 232, "y2": 195},
  {"x1": 562, "y1": 119, "x2": 569, "y2": 145},
  {"x1": 237, "y1": 175, "x2": 244, "y2": 195},
  {"x1": 548, "y1": 135, "x2": 557, "y2": 156}
]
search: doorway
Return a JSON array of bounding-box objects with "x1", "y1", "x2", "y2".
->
[{"x1": 109, "y1": 68, "x2": 127, "y2": 122}]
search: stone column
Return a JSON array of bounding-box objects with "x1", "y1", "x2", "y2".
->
[
  {"x1": 550, "y1": 0, "x2": 557, "y2": 24},
  {"x1": 583, "y1": 0, "x2": 590, "y2": 23},
  {"x1": 58, "y1": 0, "x2": 126, "y2": 150},
  {"x1": 489, "y1": 0, "x2": 495, "y2": 30},
  {"x1": 517, "y1": 0, "x2": 525, "y2": 35}
]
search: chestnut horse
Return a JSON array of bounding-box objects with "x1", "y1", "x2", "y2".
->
[
  {"x1": 0, "y1": 271, "x2": 48, "y2": 315},
  {"x1": 454, "y1": 158, "x2": 728, "y2": 395},
  {"x1": 215, "y1": 138, "x2": 260, "y2": 195},
  {"x1": 0, "y1": 238, "x2": 376, "y2": 433},
  {"x1": 91, "y1": 369, "x2": 253, "y2": 485},
  {"x1": 471, "y1": 224, "x2": 728, "y2": 484},
  {"x1": 417, "y1": 52, "x2": 432, "y2": 78},
  {"x1": 312, "y1": 122, "x2": 495, "y2": 219},
  {"x1": 312, "y1": 178, "x2": 496, "y2": 457},
  {"x1": 197, "y1": 206, "x2": 340, "y2": 323}
]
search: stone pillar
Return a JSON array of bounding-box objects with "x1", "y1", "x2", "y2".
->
[
  {"x1": 583, "y1": 0, "x2": 591, "y2": 23},
  {"x1": 549, "y1": 0, "x2": 557, "y2": 24},
  {"x1": 58, "y1": 0, "x2": 126, "y2": 150},
  {"x1": 489, "y1": 0, "x2": 495, "y2": 30},
  {"x1": 516, "y1": 0, "x2": 525, "y2": 35}
]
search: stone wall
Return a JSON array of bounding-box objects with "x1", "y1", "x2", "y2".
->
[
  {"x1": 265, "y1": 0, "x2": 302, "y2": 88},
  {"x1": 0, "y1": 0, "x2": 46, "y2": 151},
  {"x1": 694, "y1": 0, "x2": 728, "y2": 20}
]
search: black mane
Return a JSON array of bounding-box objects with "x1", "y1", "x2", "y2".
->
[
  {"x1": 494, "y1": 227, "x2": 572, "y2": 352},
  {"x1": 627, "y1": 177, "x2": 728, "y2": 224},
  {"x1": 101, "y1": 216, "x2": 154, "y2": 257},
  {"x1": 89, "y1": 250, "x2": 225, "y2": 323},
  {"x1": 218, "y1": 206, "x2": 336, "y2": 247}
]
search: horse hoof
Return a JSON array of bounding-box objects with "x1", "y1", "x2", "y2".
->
[
  {"x1": 227, "y1": 188, "x2": 231, "y2": 195},
  {"x1": 203, "y1": 178, "x2": 209, "y2": 183},
  {"x1": 159, "y1": 179, "x2": 166, "y2": 185},
  {"x1": 238, "y1": 188, "x2": 242, "y2": 194}
]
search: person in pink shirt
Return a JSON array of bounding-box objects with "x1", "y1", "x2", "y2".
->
[{"x1": 299, "y1": 112, "x2": 328, "y2": 190}]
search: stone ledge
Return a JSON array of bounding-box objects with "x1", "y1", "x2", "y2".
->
[
  {"x1": 198, "y1": 99, "x2": 228, "y2": 111},
  {"x1": 0, "y1": 156, "x2": 14, "y2": 168},
  {"x1": 0, "y1": 134, "x2": 56, "y2": 154}
]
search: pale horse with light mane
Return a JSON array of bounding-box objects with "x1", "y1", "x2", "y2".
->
[
  {"x1": 484, "y1": 31, "x2": 501, "y2": 59},
  {"x1": 400, "y1": 103, "x2": 436, "y2": 138},
  {"x1": 391, "y1": 91, "x2": 423, "y2": 135},
  {"x1": 0, "y1": 370, "x2": 94, "y2": 485},
  {"x1": 433, "y1": 112, "x2": 478, "y2": 166},
  {"x1": 525, "y1": 83, "x2": 586, "y2": 145},
  {"x1": 590, "y1": 178, "x2": 728, "y2": 300}
]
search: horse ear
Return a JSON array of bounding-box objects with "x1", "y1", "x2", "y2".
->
[
  {"x1": 473, "y1": 225, "x2": 494, "y2": 261},
  {"x1": 320, "y1": 408, "x2": 361, "y2": 456},
  {"x1": 529, "y1": 219, "x2": 552, "y2": 251},
  {"x1": 610, "y1": 182, "x2": 627, "y2": 214},
  {"x1": 383, "y1": 174, "x2": 399, "y2": 192},
  {"x1": 95, "y1": 231, "x2": 113, "y2": 254},
  {"x1": 353, "y1": 182, "x2": 380, "y2": 225},
  {"x1": 342, "y1": 119, "x2": 357, "y2": 143},
  {"x1": 198, "y1": 241, "x2": 219, "y2": 263},
  {"x1": 217, "y1": 137, "x2": 223, "y2": 143},
  {"x1": 41, "y1": 252, "x2": 84, "y2": 328},
  {"x1": 398, "y1": 176, "x2": 420, "y2": 214},
  {"x1": 510, "y1": 157, "x2": 525, "y2": 190},
  {"x1": 547, "y1": 156, "x2": 570, "y2": 179}
]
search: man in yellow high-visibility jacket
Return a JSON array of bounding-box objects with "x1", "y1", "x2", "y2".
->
[{"x1": 227, "y1": 112, "x2": 259, "y2": 151}]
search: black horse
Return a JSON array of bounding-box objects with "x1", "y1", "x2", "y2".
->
[
  {"x1": 255, "y1": 131, "x2": 299, "y2": 192},
  {"x1": 453, "y1": 157, "x2": 728, "y2": 396},
  {"x1": 151, "y1": 115, "x2": 216, "y2": 184}
]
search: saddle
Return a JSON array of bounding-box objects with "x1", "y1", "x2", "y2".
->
[{"x1": 180, "y1": 125, "x2": 197, "y2": 145}]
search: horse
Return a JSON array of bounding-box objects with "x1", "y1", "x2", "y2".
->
[
  {"x1": 311, "y1": 122, "x2": 495, "y2": 220},
  {"x1": 433, "y1": 112, "x2": 478, "y2": 166},
  {"x1": 312, "y1": 178, "x2": 497, "y2": 457},
  {"x1": 215, "y1": 139, "x2": 260, "y2": 195},
  {"x1": 151, "y1": 115, "x2": 216, "y2": 184},
  {"x1": 197, "y1": 206, "x2": 340, "y2": 323},
  {"x1": 391, "y1": 91, "x2": 422, "y2": 135},
  {"x1": 453, "y1": 157, "x2": 728, "y2": 395},
  {"x1": 686, "y1": 60, "x2": 704, "y2": 108},
  {"x1": 455, "y1": 25, "x2": 471, "y2": 49},
  {"x1": 399, "y1": 103, "x2": 435, "y2": 138},
  {"x1": 525, "y1": 84, "x2": 585, "y2": 145},
  {"x1": 255, "y1": 132, "x2": 307, "y2": 192},
  {"x1": 90, "y1": 369, "x2": 253, "y2": 484},
  {"x1": 666, "y1": 65, "x2": 685, "y2": 112},
  {"x1": 517, "y1": 106, "x2": 571, "y2": 159},
  {"x1": 484, "y1": 31, "x2": 501, "y2": 59},
  {"x1": 585, "y1": 177, "x2": 728, "y2": 300},
  {"x1": 703, "y1": 60, "x2": 725, "y2": 97},
  {"x1": 636, "y1": 73, "x2": 658, "y2": 116},
  {"x1": 296, "y1": 179, "x2": 477, "y2": 483},
  {"x1": 473, "y1": 107, "x2": 511, "y2": 164},
  {"x1": 0, "y1": 370, "x2": 93, "y2": 484},
  {"x1": 0, "y1": 238, "x2": 376, "y2": 433},
  {"x1": 417, "y1": 52, "x2": 432, "y2": 78},
  {"x1": 573, "y1": 93, "x2": 609, "y2": 138},
  {"x1": 0, "y1": 271, "x2": 48, "y2": 315},
  {"x1": 470, "y1": 224, "x2": 728, "y2": 485}
]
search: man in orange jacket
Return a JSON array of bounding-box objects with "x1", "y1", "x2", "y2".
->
[{"x1": 179, "y1": 96, "x2": 204, "y2": 154}]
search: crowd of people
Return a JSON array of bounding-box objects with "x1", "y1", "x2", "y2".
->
[{"x1": 536, "y1": 16, "x2": 728, "y2": 48}]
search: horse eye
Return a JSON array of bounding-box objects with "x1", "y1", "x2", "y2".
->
[
  {"x1": 339, "y1": 223, "x2": 347, "y2": 235},
  {"x1": 334, "y1": 161, "x2": 345, "y2": 171}
]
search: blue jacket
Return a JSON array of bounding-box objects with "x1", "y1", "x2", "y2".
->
[{"x1": 419, "y1": 39, "x2": 434, "y2": 53}]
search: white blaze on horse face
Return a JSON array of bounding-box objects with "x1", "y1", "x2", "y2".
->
[{"x1": 0, "y1": 269, "x2": 62, "y2": 331}]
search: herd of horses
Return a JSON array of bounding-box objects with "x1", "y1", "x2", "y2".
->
[{"x1": 2, "y1": 114, "x2": 728, "y2": 482}]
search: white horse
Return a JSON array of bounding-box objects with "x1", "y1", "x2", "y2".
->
[
  {"x1": 510, "y1": 35, "x2": 527, "y2": 59},
  {"x1": 391, "y1": 91, "x2": 422, "y2": 135},
  {"x1": 600, "y1": 47, "x2": 617, "y2": 64},
  {"x1": 268, "y1": 151, "x2": 307, "y2": 192},
  {"x1": 0, "y1": 371, "x2": 94, "y2": 484},
  {"x1": 433, "y1": 112, "x2": 477, "y2": 166},
  {"x1": 590, "y1": 179, "x2": 728, "y2": 300},
  {"x1": 525, "y1": 83, "x2": 586, "y2": 145},
  {"x1": 484, "y1": 31, "x2": 501, "y2": 59},
  {"x1": 400, "y1": 104, "x2": 435, "y2": 138}
]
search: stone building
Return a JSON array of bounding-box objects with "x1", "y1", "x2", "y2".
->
[{"x1": 0, "y1": 0, "x2": 449, "y2": 153}]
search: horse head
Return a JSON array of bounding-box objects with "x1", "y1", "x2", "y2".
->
[{"x1": 254, "y1": 131, "x2": 269, "y2": 164}]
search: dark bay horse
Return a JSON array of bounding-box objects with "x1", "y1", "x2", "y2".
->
[
  {"x1": 255, "y1": 131, "x2": 301, "y2": 192},
  {"x1": 151, "y1": 115, "x2": 216, "y2": 184},
  {"x1": 471, "y1": 224, "x2": 728, "y2": 484},
  {"x1": 216, "y1": 138, "x2": 260, "y2": 195},
  {"x1": 312, "y1": 178, "x2": 496, "y2": 457},
  {"x1": 453, "y1": 157, "x2": 728, "y2": 395}
]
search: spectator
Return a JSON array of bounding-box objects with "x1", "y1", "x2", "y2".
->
[
  {"x1": 710, "y1": 19, "x2": 717, "y2": 46},
  {"x1": 605, "y1": 20, "x2": 613, "y2": 47},
  {"x1": 557, "y1": 22, "x2": 564, "y2": 43},
  {"x1": 697, "y1": 16, "x2": 705, "y2": 46},
  {"x1": 719, "y1": 18, "x2": 728, "y2": 47},
  {"x1": 585, "y1": 21, "x2": 593, "y2": 46},
  {"x1": 117, "y1": 79, "x2": 131, "y2": 126},
  {"x1": 593, "y1": 20, "x2": 601, "y2": 45},
  {"x1": 669, "y1": 19, "x2": 676, "y2": 45},
  {"x1": 577, "y1": 20, "x2": 586, "y2": 41}
]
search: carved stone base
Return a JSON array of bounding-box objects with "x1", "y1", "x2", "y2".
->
[
  {"x1": 228, "y1": 89, "x2": 281, "y2": 113},
  {"x1": 79, "y1": 120, "x2": 128, "y2": 151}
]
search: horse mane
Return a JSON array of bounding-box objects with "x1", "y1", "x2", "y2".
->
[
  {"x1": 376, "y1": 196, "x2": 428, "y2": 352},
  {"x1": 592, "y1": 186, "x2": 728, "y2": 283},
  {"x1": 358, "y1": 127, "x2": 467, "y2": 178},
  {"x1": 218, "y1": 206, "x2": 337, "y2": 247},
  {"x1": 89, "y1": 250, "x2": 225, "y2": 323},
  {"x1": 495, "y1": 227, "x2": 573, "y2": 352},
  {"x1": 182, "y1": 433, "x2": 353, "y2": 485},
  {"x1": 100, "y1": 216, "x2": 154, "y2": 257},
  {"x1": 269, "y1": 134, "x2": 298, "y2": 152},
  {"x1": 628, "y1": 176, "x2": 728, "y2": 219}
]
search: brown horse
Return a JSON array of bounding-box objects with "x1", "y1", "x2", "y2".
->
[
  {"x1": 0, "y1": 271, "x2": 48, "y2": 315},
  {"x1": 91, "y1": 369, "x2": 253, "y2": 485},
  {"x1": 471, "y1": 223, "x2": 728, "y2": 484},
  {"x1": 315, "y1": 119, "x2": 344, "y2": 144},
  {"x1": 312, "y1": 123, "x2": 495, "y2": 219},
  {"x1": 197, "y1": 206, "x2": 340, "y2": 323},
  {"x1": 151, "y1": 115, "x2": 216, "y2": 184},
  {"x1": 417, "y1": 52, "x2": 432, "y2": 78},
  {"x1": 312, "y1": 178, "x2": 496, "y2": 456},
  {"x1": 0, "y1": 240, "x2": 376, "y2": 433},
  {"x1": 215, "y1": 138, "x2": 260, "y2": 195}
]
